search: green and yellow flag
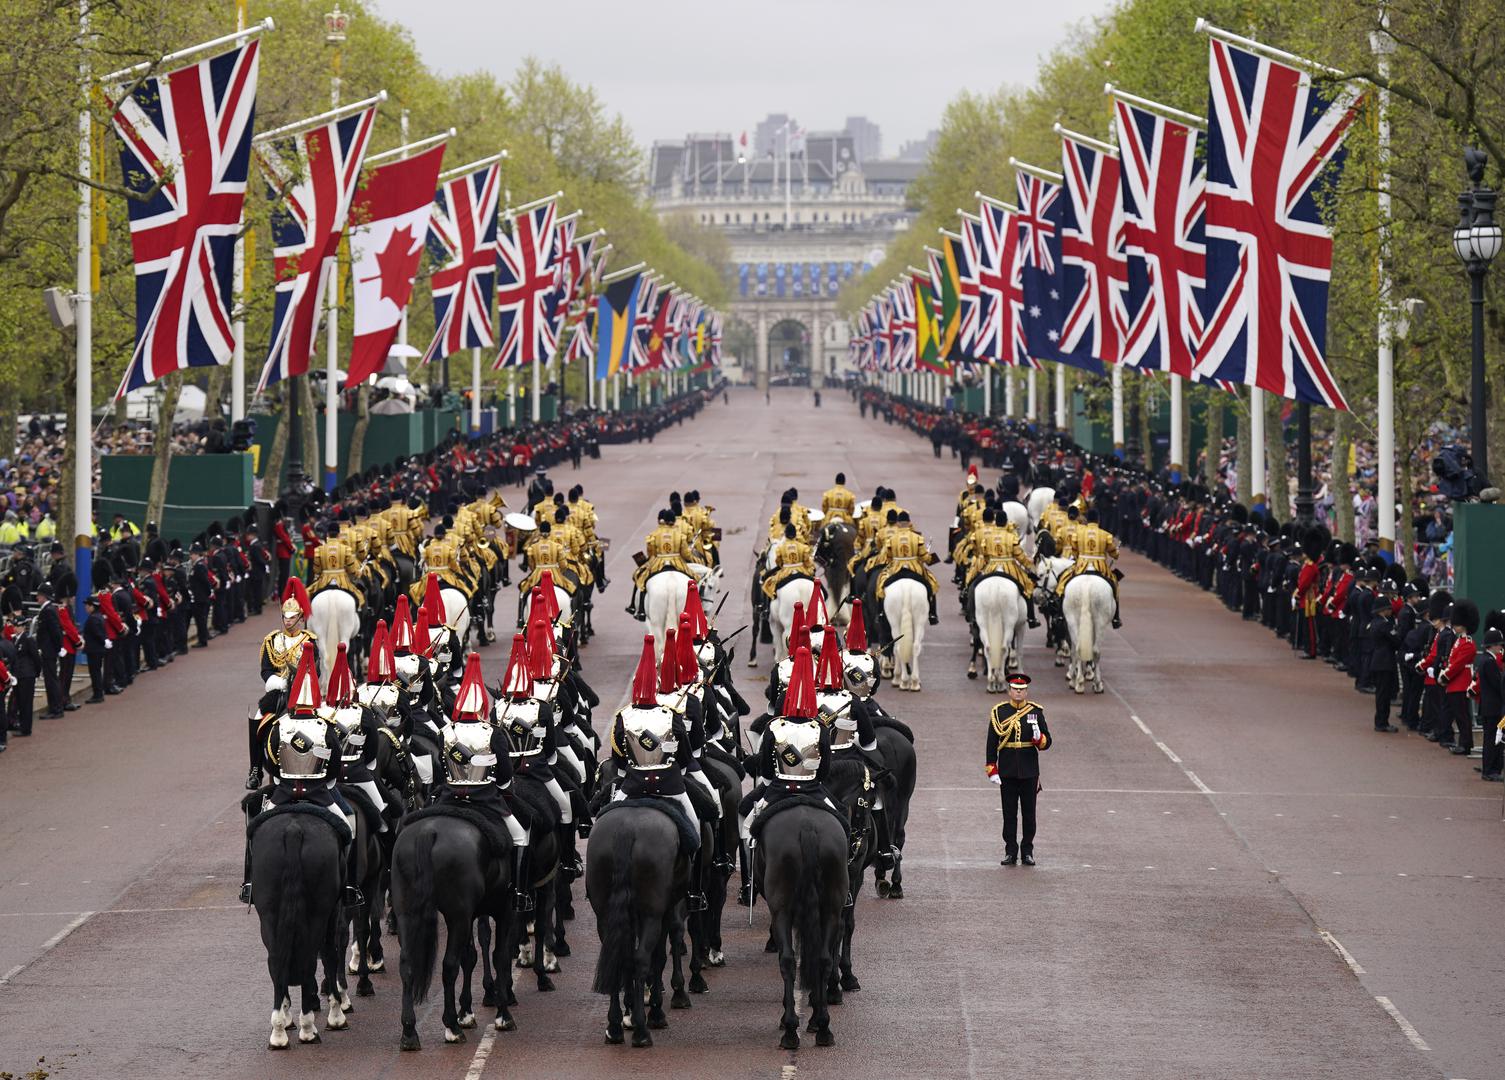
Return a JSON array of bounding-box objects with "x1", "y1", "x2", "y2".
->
[
  {"x1": 936, "y1": 238, "x2": 965, "y2": 362},
  {"x1": 913, "y1": 272, "x2": 946, "y2": 374}
]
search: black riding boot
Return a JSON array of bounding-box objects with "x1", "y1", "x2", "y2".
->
[
  {"x1": 687, "y1": 849, "x2": 708, "y2": 912},
  {"x1": 1027, "y1": 596, "x2": 1040, "y2": 629},
  {"x1": 240, "y1": 838, "x2": 254, "y2": 905},
  {"x1": 928, "y1": 593, "x2": 939, "y2": 625},
  {"x1": 1112, "y1": 591, "x2": 1122, "y2": 629},
  {"x1": 711, "y1": 816, "x2": 733, "y2": 873},
  {"x1": 516, "y1": 595, "x2": 527, "y2": 628},
  {"x1": 873, "y1": 807, "x2": 895, "y2": 871},
  {"x1": 340, "y1": 835, "x2": 363, "y2": 909},
  {"x1": 511, "y1": 845, "x2": 535, "y2": 912},
  {"x1": 560, "y1": 827, "x2": 583, "y2": 879}
]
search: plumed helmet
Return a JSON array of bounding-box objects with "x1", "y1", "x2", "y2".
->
[
  {"x1": 365, "y1": 621, "x2": 395, "y2": 684},
  {"x1": 781, "y1": 646, "x2": 817, "y2": 720},
  {"x1": 390, "y1": 596, "x2": 415, "y2": 655},
  {"x1": 281, "y1": 578, "x2": 311, "y2": 620},
  {"x1": 451, "y1": 652, "x2": 489, "y2": 722},
  {"x1": 815, "y1": 625, "x2": 845, "y2": 690},
  {"x1": 501, "y1": 634, "x2": 533, "y2": 701},
  {"x1": 629, "y1": 634, "x2": 659, "y2": 707},
  {"x1": 845, "y1": 598, "x2": 869, "y2": 653},
  {"x1": 682, "y1": 586, "x2": 710, "y2": 641},
  {"x1": 1229, "y1": 502, "x2": 1249, "y2": 524},
  {"x1": 325, "y1": 643, "x2": 355, "y2": 706},
  {"x1": 658, "y1": 628, "x2": 681, "y2": 694},
  {"x1": 288, "y1": 642, "x2": 322, "y2": 715},
  {"x1": 676, "y1": 614, "x2": 698, "y2": 685}
]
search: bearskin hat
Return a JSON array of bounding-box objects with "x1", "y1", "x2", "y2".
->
[
  {"x1": 1452, "y1": 598, "x2": 1480, "y2": 634},
  {"x1": 1426, "y1": 589, "x2": 1454, "y2": 620},
  {"x1": 1301, "y1": 525, "x2": 1331, "y2": 560}
]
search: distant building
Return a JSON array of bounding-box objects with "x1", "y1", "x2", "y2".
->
[
  {"x1": 843, "y1": 115, "x2": 881, "y2": 163},
  {"x1": 647, "y1": 125, "x2": 923, "y2": 388},
  {"x1": 896, "y1": 129, "x2": 940, "y2": 163}
]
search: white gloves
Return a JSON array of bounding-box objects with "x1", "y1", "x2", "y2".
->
[
  {"x1": 265, "y1": 674, "x2": 287, "y2": 693},
  {"x1": 57, "y1": 649, "x2": 67, "y2": 658},
  {"x1": 989, "y1": 773, "x2": 1002, "y2": 786},
  {"x1": 104, "y1": 639, "x2": 112, "y2": 650},
  {"x1": 1495, "y1": 729, "x2": 1503, "y2": 746}
]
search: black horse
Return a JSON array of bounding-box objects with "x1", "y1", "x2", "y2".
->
[
  {"x1": 871, "y1": 718, "x2": 917, "y2": 899},
  {"x1": 756, "y1": 804, "x2": 849, "y2": 1050},
  {"x1": 816, "y1": 520, "x2": 857, "y2": 615},
  {"x1": 586, "y1": 805, "x2": 687, "y2": 1048},
  {"x1": 251, "y1": 811, "x2": 346, "y2": 1049},
  {"x1": 825, "y1": 756, "x2": 879, "y2": 997},
  {"x1": 391, "y1": 813, "x2": 517, "y2": 1050}
]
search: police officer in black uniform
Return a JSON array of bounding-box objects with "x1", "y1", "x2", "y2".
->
[{"x1": 984, "y1": 672, "x2": 1052, "y2": 866}]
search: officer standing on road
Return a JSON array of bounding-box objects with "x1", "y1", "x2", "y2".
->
[{"x1": 984, "y1": 672, "x2": 1051, "y2": 866}]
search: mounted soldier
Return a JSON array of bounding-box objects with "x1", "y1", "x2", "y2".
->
[
  {"x1": 1054, "y1": 508, "x2": 1123, "y2": 629},
  {"x1": 625, "y1": 508, "x2": 697, "y2": 622},
  {"x1": 872, "y1": 511, "x2": 940, "y2": 627},
  {"x1": 247, "y1": 580, "x2": 318, "y2": 790}
]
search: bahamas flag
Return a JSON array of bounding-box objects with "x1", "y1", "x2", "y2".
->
[{"x1": 595, "y1": 273, "x2": 643, "y2": 380}]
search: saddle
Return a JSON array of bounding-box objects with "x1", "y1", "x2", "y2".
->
[
  {"x1": 597, "y1": 796, "x2": 700, "y2": 853},
  {"x1": 510, "y1": 773, "x2": 562, "y2": 833},
  {"x1": 244, "y1": 798, "x2": 348, "y2": 847},
  {"x1": 401, "y1": 801, "x2": 513, "y2": 859},
  {"x1": 339, "y1": 783, "x2": 384, "y2": 838},
  {"x1": 749, "y1": 792, "x2": 849, "y2": 841}
]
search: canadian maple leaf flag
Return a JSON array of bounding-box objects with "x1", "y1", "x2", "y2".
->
[{"x1": 347, "y1": 143, "x2": 447, "y2": 383}]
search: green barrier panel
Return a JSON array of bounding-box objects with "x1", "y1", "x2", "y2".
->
[
  {"x1": 1454, "y1": 502, "x2": 1505, "y2": 616},
  {"x1": 97, "y1": 453, "x2": 254, "y2": 543},
  {"x1": 251, "y1": 409, "x2": 462, "y2": 484}
]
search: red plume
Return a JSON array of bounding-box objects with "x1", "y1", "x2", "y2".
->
[
  {"x1": 815, "y1": 625, "x2": 845, "y2": 689},
  {"x1": 846, "y1": 598, "x2": 869, "y2": 653},
  {"x1": 280, "y1": 577, "x2": 311, "y2": 619},
  {"x1": 682, "y1": 586, "x2": 710, "y2": 640},
  {"x1": 501, "y1": 634, "x2": 532, "y2": 700},
  {"x1": 676, "y1": 613, "x2": 699, "y2": 684},
  {"x1": 326, "y1": 643, "x2": 355, "y2": 705},
  {"x1": 658, "y1": 627, "x2": 681, "y2": 693},
  {"x1": 782, "y1": 646, "x2": 817, "y2": 719},
  {"x1": 288, "y1": 641, "x2": 322, "y2": 714},
  {"x1": 630, "y1": 634, "x2": 659, "y2": 707},
  {"x1": 452, "y1": 652, "x2": 489, "y2": 721}
]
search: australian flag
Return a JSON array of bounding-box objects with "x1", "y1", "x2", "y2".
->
[{"x1": 1016, "y1": 171, "x2": 1104, "y2": 376}]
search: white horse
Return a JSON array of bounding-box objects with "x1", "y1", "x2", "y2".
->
[
  {"x1": 882, "y1": 577, "x2": 928, "y2": 692},
  {"x1": 972, "y1": 574, "x2": 1028, "y2": 692},
  {"x1": 308, "y1": 589, "x2": 359, "y2": 683},
  {"x1": 1000, "y1": 500, "x2": 1032, "y2": 553},
  {"x1": 1037, "y1": 555, "x2": 1112, "y2": 694},
  {"x1": 436, "y1": 584, "x2": 472, "y2": 652},
  {"x1": 770, "y1": 575, "x2": 820, "y2": 663},
  {"x1": 644, "y1": 564, "x2": 717, "y2": 660},
  {"x1": 1026, "y1": 486, "x2": 1056, "y2": 529},
  {"x1": 522, "y1": 584, "x2": 572, "y2": 632}
]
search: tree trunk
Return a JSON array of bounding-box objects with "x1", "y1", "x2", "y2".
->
[
  {"x1": 1333, "y1": 410, "x2": 1354, "y2": 544},
  {"x1": 261, "y1": 385, "x2": 288, "y2": 500},
  {"x1": 346, "y1": 383, "x2": 370, "y2": 480},
  {"x1": 1234, "y1": 400, "x2": 1251, "y2": 506},
  {"x1": 1266, "y1": 391, "x2": 1290, "y2": 522},
  {"x1": 1203, "y1": 392, "x2": 1224, "y2": 491},
  {"x1": 203, "y1": 366, "x2": 227, "y2": 425},
  {"x1": 144, "y1": 374, "x2": 181, "y2": 529},
  {"x1": 0, "y1": 382, "x2": 19, "y2": 466}
]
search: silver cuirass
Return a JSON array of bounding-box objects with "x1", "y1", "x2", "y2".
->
[
  {"x1": 443, "y1": 720, "x2": 498, "y2": 786},
  {"x1": 277, "y1": 714, "x2": 333, "y2": 780},
  {"x1": 620, "y1": 705, "x2": 676, "y2": 770},
  {"x1": 842, "y1": 652, "x2": 876, "y2": 698},
  {"x1": 768, "y1": 717, "x2": 822, "y2": 781},
  {"x1": 495, "y1": 699, "x2": 544, "y2": 757},
  {"x1": 324, "y1": 704, "x2": 367, "y2": 762},
  {"x1": 357, "y1": 682, "x2": 402, "y2": 726},
  {"x1": 815, "y1": 690, "x2": 858, "y2": 749}
]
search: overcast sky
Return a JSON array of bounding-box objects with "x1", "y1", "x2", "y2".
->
[{"x1": 370, "y1": 0, "x2": 1109, "y2": 153}]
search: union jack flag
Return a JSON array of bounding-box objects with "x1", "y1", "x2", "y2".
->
[
  {"x1": 1193, "y1": 39, "x2": 1360, "y2": 409},
  {"x1": 957, "y1": 218, "x2": 984, "y2": 359},
  {"x1": 109, "y1": 41, "x2": 261, "y2": 397},
  {"x1": 496, "y1": 198, "x2": 564, "y2": 370},
  {"x1": 422, "y1": 161, "x2": 501, "y2": 364},
  {"x1": 975, "y1": 200, "x2": 1038, "y2": 369},
  {"x1": 708, "y1": 312, "x2": 723, "y2": 366},
  {"x1": 630, "y1": 276, "x2": 660, "y2": 372},
  {"x1": 871, "y1": 294, "x2": 892, "y2": 371},
  {"x1": 889, "y1": 282, "x2": 916, "y2": 372},
  {"x1": 256, "y1": 103, "x2": 377, "y2": 390},
  {"x1": 1058, "y1": 134, "x2": 1127, "y2": 365},
  {"x1": 1015, "y1": 174, "x2": 1059, "y2": 272},
  {"x1": 566, "y1": 304, "x2": 595, "y2": 367},
  {"x1": 1114, "y1": 98, "x2": 1205, "y2": 379}
]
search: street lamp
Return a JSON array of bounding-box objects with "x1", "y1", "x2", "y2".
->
[{"x1": 1453, "y1": 147, "x2": 1501, "y2": 485}]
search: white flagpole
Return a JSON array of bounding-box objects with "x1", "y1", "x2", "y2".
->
[
  {"x1": 74, "y1": 0, "x2": 94, "y2": 608},
  {"x1": 1170, "y1": 374, "x2": 1185, "y2": 480},
  {"x1": 1027, "y1": 369, "x2": 1037, "y2": 420},
  {"x1": 470, "y1": 346, "x2": 481, "y2": 432},
  {"x1": 1054, "y1": 364, "x2": 1067, "y2": 430},
  {"x1": 507, "y1": 369, "x2": 516, "y2": 427},
  {"x1": 531, "y1": 354, "x2": 541, "y2": 422},
  {"x1": 1005, "y1": 368, "x2": 1016, "y2": 417},
  {"x1": 323, "y1": 45, "x2": 340, "y2": 493},
  {"x1": 982, "y1": 365, "x2": 992, "y2": 416},
  {"x1": 1250, "y1": 386, "x2": 1266, "y2": 508},
  {"x1": 1111, "y1": 364, "x2": 1124, "y2": 453},
  {"x1": 230, "y1": 0, "x2": 248, "y2": 424},
  {"x1": 1374, "y1": 5, "x2": 1396, "y2": 555}
]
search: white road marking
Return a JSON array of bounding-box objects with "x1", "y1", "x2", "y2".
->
[
  {"x1": 781, "y1": 1066, "x2": 798, "y2": 1080},
  {"x1": 0, "y1": 910, "x2": 94, "y2": 986},
  {"x1": 1375, "y1": 996, "x2": 1430, "y2": 1051},
  {"x1": 462, "y1": 1025, "x2": 497, "y2": 1080},
  {"x1": 1319, "y1": 931, "x2": 1366, "y2": 975}
]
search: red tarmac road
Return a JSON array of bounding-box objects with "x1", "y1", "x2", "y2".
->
[{"x1": 0, "y1": 389, "x2": 1494, "y2": 1080}]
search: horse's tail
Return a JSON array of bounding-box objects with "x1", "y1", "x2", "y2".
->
[
  {"x1": 896, "y1": 589, "x2": 916, "y2": 671},
  {"x1": 271, "y1": 823, "x2": 306, "y2": 997},
  {"x1": 591, "y1": 833, "x2": 636, "y2": 995},
  {"x1": 1073, "y1": 582, "x2": 1095, "y2": 665},
  {"x1": 796, "y1": 820, "x2": 828, "y2": 992},
  {"x1": 400, "y1": 828, "x2": 440, "y2": 1004}
]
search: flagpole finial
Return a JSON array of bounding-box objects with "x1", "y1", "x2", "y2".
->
[
  {"x1": 1104, "y1": 81, "x2": 1114, "y2": 95},
  {"x1": 1193, "y1": 17, "x2": 1209, "y2": 33}
]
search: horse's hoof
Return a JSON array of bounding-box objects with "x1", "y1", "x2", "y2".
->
[
  {"x1": 1074, "y1": 686, "x2": 1084, "y2": 695},
  {"x1": 347, "y1": 956, "x2": 361, "y2": 974},
  {"x1": 875, "y1": 879, "x2": 891, "y2": 898},
  {"x1": 841, "y1": 972, "x2": 862, "y2": 992},
  {"x1": 506, "y1": 989, "x2": 518, "y2": 1007},
  {"x1": 481, "y1": 990, "x2": 496, "y2": 1008},
  {"x1": 399, "y1": 1032, "x2": 421, "y2": 1052},
  {"x1": 779, "y1": 1030, "x2": 800, "y2": 1051},
  {"x1": 746, "y1": 656, "x2": 758, "y2": 668},
  {"x1": 268, "y1": 1031, "x2": 288, "y2": 1050},
  {"x1": 966, "y1": 666, "x2": 977, "y2": 680},
  {"x1": 367, "y1": 957, "x2": 385, "y2": 973},
  {"x1": 298, "y1": 1030, "x2": 321, "y2": 1045},
  {"x1": 828, "y1": 987, "x2": 843, "y2": 1006},
  {"x1": 553, "y1": 940, "x2": 571, "y2": 958},
  {"x1": 536, "y1": 975, "x2": 555, "y2": 992},
  {"x1": 443, "y1": 1027, "x2": 465, "y2": 1044},
  {"x1": 632, "y1": 1031, "x2": 654, "y2": 1048},
  {"x1": 605, "y1": 1029, "x2": 624, "y2": 1045},
  {"x1": 806, "y1": 1016, "x2": 819, "y2": 1032},
  {"x1": 764, "y1": 938, "x2": 778, "y2": 954},
  {"x1": 495, "y1": 1014, "x2": 516, "y2": 1032},
  {"x1": 706, "y1": 949, "x2": 725, "y2": 967},
  {"x1": 648, "y1": 1012, "x2": 668, "y2": 1030},
  {"x1": 689, "y1": 973, "x2": 709, "y2": 994},
  {"x1": 887, "y1": 884, "x2": 904, "y2": 900},
  {"x1": 458, "y1": 1012, "x2": 477, "y2": 1029},
  {"x1": 816, "y1": 1027, "x2": 835, "y2": 1047},
  {"x1": 327, "y1": 1011, "x2": 348, "y2": 1031},
  {"x1": 356, "y1": 980, "x2": 374, "y2": 998},
  {"x1": 671, "y1": 990, "x2": 691, "y2": 1010},
  {"x1": 1054, "y1": 658, "x2": 1065, "y2": 667},
  {"x1": 1093, "y1": 685, "x2": 1105, "y2": 694}
]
